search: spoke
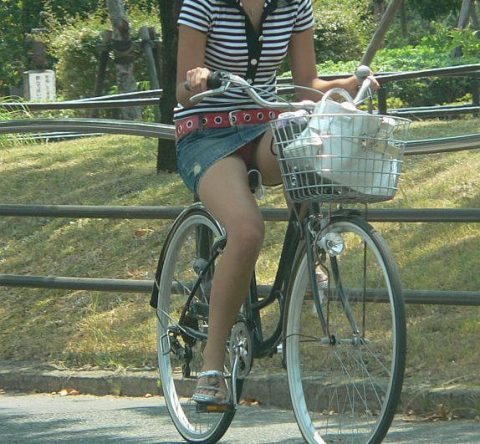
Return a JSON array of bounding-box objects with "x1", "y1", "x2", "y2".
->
[
  {"x1": 334, "y1": 347, "x2": 375, "y2": 412},
  {"x1": 361, "y1": 339, "x2": 392, "y2": 375},
  {"x1": 173, "y1": 277, "x2": 192, "y2": 295},
  {"x1": 286, "y1": 332, "x2": 330, "y2": 343},
  {"x1": 348, "y1": 347, "x2": 388, "y2": 408}
]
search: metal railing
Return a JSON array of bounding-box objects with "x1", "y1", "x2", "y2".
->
[
  {"x1": 0, "y1": 205, "x2": 479, "y2": 306},
  {"x1": 377, "y1": 64, "x2": 480, "y2": 118},
  {"x1": 1, "y1": 64, "x2": 479, "y2": 117},
  {"x1": 1, "y1": 119, "x2": 479, "y2": 155},
  {"x1": 0, "y1": 65, "x2": 479, "y2": 305},
  {"x1": 1, "y1": 64, "x2": 478, "y2": 142}
]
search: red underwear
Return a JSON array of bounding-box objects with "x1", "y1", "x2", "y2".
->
[{"x1": 235, "y1": 137, "x2": 261, "y2": 170}]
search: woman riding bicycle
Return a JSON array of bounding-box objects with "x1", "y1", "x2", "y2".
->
[{"x1": 174, "y1": 0, "x2": 378, "y2": 406}]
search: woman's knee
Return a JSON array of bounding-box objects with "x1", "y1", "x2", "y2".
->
[{"x1": 225, "y1": 215, "x2": 265, "y2": 257}]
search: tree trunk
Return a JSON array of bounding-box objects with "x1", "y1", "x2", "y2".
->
[
  {"x1": 156, "y1": 0, "x2": 182, "y2": 172},
  {"x1": 400, "y1": 2, "x2": 407, "y2": 37},
  {"x1": 453, "y1": 0, "x2": 474, "y2": 57},
  {"x1": 107, "y1": 0, "x2": 141, "y2": 120},
  {"x1": 361, "y1": 0, "x2": 405, "y2": 66},
  {"x1": 373, "y1": 0, "x2": 387, "y2": 17},
  {"x1": 471, "y1": 1, "x2": 480, "y2": 30},
  {"x1": 458, "y1": 0, "x2": 473, "y2": 28},
  {"x1": 140, "y1": 26, "x2": 161, "y2": 122}
]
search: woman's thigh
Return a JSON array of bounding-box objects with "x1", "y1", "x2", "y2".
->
[{"x1": 198, "y1": 155, "x2": 264, "y2": 243}]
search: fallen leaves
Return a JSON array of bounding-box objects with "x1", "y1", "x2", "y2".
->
[
  {"x1": 50, "y1": 388, "x2": 81, "y2": 396},
  {"x1": 239, "y1": 397, "x2": 261, "y2": 406},
  {"x1": 134, "y1": 228, "x2": 153, "y2": 237},
  {"x1": 403, "y1": 404, "x2": 459, "y2": 422}
]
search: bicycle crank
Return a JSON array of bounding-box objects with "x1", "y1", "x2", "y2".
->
[{"x1": 229, "y1": 320, "x2": 253, "y2": 380}]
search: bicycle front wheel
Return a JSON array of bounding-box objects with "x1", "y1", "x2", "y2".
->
[
  {"x1": 155, "y1": 206, "x2": 239, "y2": 444},
  {"x1": 285, "y1": 217, "x2": 406, "y2": 444}
]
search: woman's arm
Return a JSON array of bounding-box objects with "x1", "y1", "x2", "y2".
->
[
  {"x1": 288, "y1": 28, "x2": 376, "y2": 100},
  {"x1": 176, "y1": 25, "x2": 210, "y2": 107}
]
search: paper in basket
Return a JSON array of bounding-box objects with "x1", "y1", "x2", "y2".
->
[{"x1": 279, "y1": 98, "x2": 403, "y2": 198}]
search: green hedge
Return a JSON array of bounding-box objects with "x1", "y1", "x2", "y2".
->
[
  {"x1": 373, "y1": 47, "x2": 474, "y2": 107},
  {"x1": 312, "y1": 0, "x2": 374, "y2": 63},
  {"x1": 43, "y1": 4, "x2": 478, "y2": 110},
  {"x1": 45, "y1": 7, "x2": 161, "y2": 101},
  {"x1": 315, "y1": 25, "x2": 480, "y2": 108}
]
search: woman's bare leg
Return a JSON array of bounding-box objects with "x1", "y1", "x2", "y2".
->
[
  {"x1": 193, "y1": 131, "x2": 282, "y2": 401},
  {"x1": 197, "y1": 155, "x2": 265, "y2": 375}
]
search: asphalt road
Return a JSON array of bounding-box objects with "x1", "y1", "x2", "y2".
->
[{"x1": 1, "y1": 392, "x2": 479, "y2": 443}]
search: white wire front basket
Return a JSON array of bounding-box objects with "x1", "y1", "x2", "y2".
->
[{"x1": 270, "y1": 99, "x2": 411, "y2": 204}]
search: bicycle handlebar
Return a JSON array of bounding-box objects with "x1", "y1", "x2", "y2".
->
[
  {"x1": 190, "y1": 66, "x2": 375, "y2": 110},
  {"x1": 354, "y1": 65, "x2": 374, "y2": 105}
]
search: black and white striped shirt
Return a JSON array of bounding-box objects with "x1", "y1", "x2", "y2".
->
[{"x1": 174, "y1": 0, "x2": 314, "y2": 120}]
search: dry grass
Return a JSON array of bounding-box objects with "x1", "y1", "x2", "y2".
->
[
  {"x1": 0, "y1": 118, "x2": 479, "y2": 388},
  {"x1": 0, "y1": 135, "x2": 191, "y2": 369}
]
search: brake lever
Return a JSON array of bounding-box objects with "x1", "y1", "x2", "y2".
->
[
  {"x1": 189, "y1": 82, "x2": 230, "y2": 104},
  {"x1": 353, "y1": 65, "x2": 374, "y2": 111}
]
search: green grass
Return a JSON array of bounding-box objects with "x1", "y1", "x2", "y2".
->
[
  {"x1": 0, "y1": 118, "x2": 479, "y2": 388},
  {"x1": 0, "y1": 97, "x2": 30, "y2": 148}
]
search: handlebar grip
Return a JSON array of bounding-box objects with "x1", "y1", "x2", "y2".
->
[
  {"x1": 353, "y1": 65, "x2": 374, "y2": 105},
  {"x1": 355, "y1": 65, "x2": 371, "y2": 81},
  {"x1": 207, "y1": 71, "x2": 225, "y2": 89}
]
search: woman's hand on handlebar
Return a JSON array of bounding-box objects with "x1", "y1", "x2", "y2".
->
[
  {"x1": 184, "y1": 67, "x2": 212, "y2": 95},
  {"x1": 178, "y1": 67, "x2": 213, "y2": 107},
  {"x1": 343, "y1": 71, "x2": 379, "y2": 100}
]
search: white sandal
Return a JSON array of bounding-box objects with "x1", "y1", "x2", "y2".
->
[{"x1": 192, "y1": 370, "x2": 229, "y2": 405}]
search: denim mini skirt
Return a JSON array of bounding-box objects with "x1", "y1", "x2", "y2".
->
[{"x1": 176, "y1": 123, "x2": 270, "y2": 194}]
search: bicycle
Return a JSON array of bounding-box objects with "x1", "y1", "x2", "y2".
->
[{"x1": 151, "y1": 67, "x2": 411, "y2": 443}]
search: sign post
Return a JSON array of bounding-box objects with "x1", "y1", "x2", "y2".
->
[{"x1": 23, "y1": 69, "x2": 56, "y2": 101}]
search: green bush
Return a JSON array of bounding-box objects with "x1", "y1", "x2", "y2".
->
[
  {"x1": 314, "y1": 23, "x2": 479, "y2": 108},
  {"x1": 46, "y1": 17, "x2": 106, "y2": 100},
  {"x1": 313, "y1": 0, "x2": 374, "y2": 63},
  {"x1": 375, "y1": 24, "x2": 479, "y2": 107},
  {"x1": 318, "y1": 53, "x2": 473, "y2": 109},
  {"x1": 0, "y1": 4, "x2": 26, "y2": 95},
  {"x1": 408, "y1": 0, "x2": 463, "y2": 21},
  {"x1": 44, "y1": 7, "x2": 161, "y2": 101}
]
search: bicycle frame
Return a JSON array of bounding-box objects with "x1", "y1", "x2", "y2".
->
[
  {"x1": 173, "y1": 200, "x2": 365, "y2": 365},
  {"x1": 247, "y1": 200, "x2": 374, "y2": 355},
  {"x1": 244, "y1": 204, "x2": 303, "y2": 358}
]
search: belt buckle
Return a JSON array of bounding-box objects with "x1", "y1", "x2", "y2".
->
[{"x1": 228, "y1": 110, "x2": 239, "y2": 126}]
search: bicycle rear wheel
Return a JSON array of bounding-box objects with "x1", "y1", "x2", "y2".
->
[
  {"x1": 285, "y1": 217, "x2": 406, "y2": 444},
  {"x1": 155, "y1": 206, "x2": 240, "y2": 443}
]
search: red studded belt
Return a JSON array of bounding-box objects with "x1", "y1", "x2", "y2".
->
[{"x1": 175, "y1": 109, "x2": 282, "y2": 140}]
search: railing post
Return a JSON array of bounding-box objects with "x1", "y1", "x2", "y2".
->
[
  {"x1": 378, "y1": 85, "x2": 388, "y2": 115},
  {"x1": 140, "y1": 26, "x2": 161, "y2": 122},
  {"x1": 472, "y1": 72, "x2": 480, "y2": 117},
  {"x1": 93, "y1": 30, "x2": 112, "y2": 118}
]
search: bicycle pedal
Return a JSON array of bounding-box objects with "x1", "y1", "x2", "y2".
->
[{"x1": 196, "y1": 403, "x2": 235, "y2": 413}]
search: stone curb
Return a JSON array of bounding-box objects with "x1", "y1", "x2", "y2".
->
[{"x1": 0, "y1": 361, "x2": 479, "y2": 419}]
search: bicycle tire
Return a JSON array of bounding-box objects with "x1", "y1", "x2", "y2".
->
[
  {"x1": 155, "y1": 205, "x2": 241, "y2": 443},
  {"x1": 285, "y1": 217, "x2": 406, "y2": 444}
]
